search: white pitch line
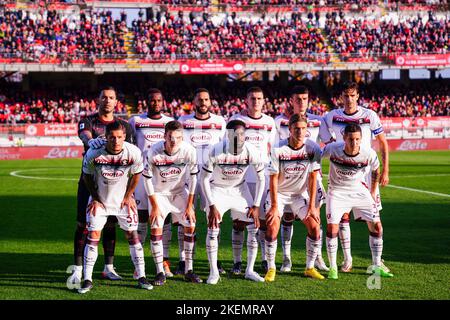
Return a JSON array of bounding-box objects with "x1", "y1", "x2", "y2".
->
[
  {"x1": 385, "y1": 184, "x2": 450, "y2": 198},
  {"x1": 10, "y1": 168, "x2": 78, "y2": 181}
]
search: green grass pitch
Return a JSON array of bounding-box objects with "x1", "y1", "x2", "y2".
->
[{"x1": 0, "y1": 150, "x2": 449, "y2": 300}]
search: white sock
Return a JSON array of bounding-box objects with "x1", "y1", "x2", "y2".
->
[
  {"x1": 130, "y1": 242, "x2": 145, "y2": 279},
  {"x1": 150, "y1": 235, "x2": 164, "y2": 274},
  {"x1": 265, "y1": 239, "x2": 277, "y2": 270},
  {"x1": 162, "y1": 222, "x2": 172, "y2": 260},
  {"x1": 317, "y1": 228, "x2": 324, "y2": 260},
  {"x1": 83, "y1": 242, "x2": 98, "y2": 282},
  {"x1": 326, "y1": 236, "x2": 338, "y2": 270},
  {"x1": 369, "y1": 235, "x2": 383, "y2": 266},
  {"x1": 206, "y1": 228, "x2": 220, "y2": 275},
  {"x1": 232, "y1": 228, "x2": 244, "y2": 264},
  {"x1": 177, "y1": 225, "x2": 185, "y2": 262},
  {"x1": 339, "y1": 222, "x2": 352, "y2": 263},
  {"x1": 137, "y1": 222, "x2": 148, "y2": 245},
  {"x1": 281, "y1": 223, "x2": 293, "y2": 260},
  {"x1": 184, "y1": 232, "x2": 195, "y2": 273},
  {"x1": 73, "y1": 264, "x2": 82, "y2": 276},
  {"x1": 246, "y1": 224, "x2": 259, "y2": 274},
  {"x1": 306, "y1": 236, "x2": 321, "y2": 269},
  {"x1": 103, "y1": 264, "x2": 114, "y2": 273},
  {"x1": 258, "y1": 228, "x2": 267, "y2": 262}
]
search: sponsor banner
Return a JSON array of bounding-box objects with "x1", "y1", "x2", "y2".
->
[
  {"x1": 373, "y1": 139, "x2": 450, "y2": 152},
  {"x1": 0, "y1": 146, "x2": 84, "y2": 160},
  {"x1": 25, "y1": 124, "x2": 78, "y2": 136},
  {"x1": 395, "y1": 54, "x2": 450, "y2": 67},
  {"x1": 381, "y1": 117, "x2": 450, "y2": 130},
  {"x1": 180, "y1": 61, "x2": 244, "y2": 74}
]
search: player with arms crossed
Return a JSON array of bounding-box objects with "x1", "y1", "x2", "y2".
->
[
  {"x1": 323, "y1": 82, "x2": 390, "y2": 273},
  {"x1": 322, "y1": 124, "x2": 394, "y2": 280},
  {"x1": 201, "y1": 120, "x2": 266, "y2": 284},
  {"x1": 143, "y1": 121, "x2": 202, "y2": 285},
  {"x1": 264, "y1": 114, "x2": 325, "y2": 282},
  {"x1": 78, "y1": 121, "x2": 152, "y2": 293}
]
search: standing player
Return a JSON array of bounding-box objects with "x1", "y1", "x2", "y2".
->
[
  {"x1": 274, "y1": 85, "x2": 332, "y2": 273},
  {"x1": 201, "y1": 120, "x2": 266, "y2": 284},
  {"x1": 128, "y1": 88, "x2": 174, "y2": 278},
  {"x1": 323, "y1": 82, "x2": 390, "y2": 273},
  {"x1": 78, "y1": 121, "x2": 152, "y2": 293},
  {"x1": 67, "y1": 86, "x2": 134, "y2": 287},
  {"x1": 178, "y1": 88, "x2": 227, "y2": 274},
  {"x1": 143, "y1": 121, "x2": 202, "y2": 285},
  {"x1": 321, "y1": 124, "x2": 393, "y2": 280},
  {"x1": 264, "y1": 114, "x2": 325, "y2": 282},
  {"x1": 229, "y1": 87, "x2": 276, "y2": 274}
]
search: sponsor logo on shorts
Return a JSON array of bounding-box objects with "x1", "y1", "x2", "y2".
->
[
  {"x1": 101, "y1": 169, "x2": 125, "y2": 178},
  {"x1": 222, "y1": 167, "x2": 244, "y2": 176},
  {"x1": 190, "y1": 132, "x2": 212, "y2": 144},
  {"x1": 144, "y1": 131, "x2": 164, "y2": 142},
  {"x1": 284, "y1": 163, "x2": 306, "y2": 175},
  {"x1": 160, "y1": 167, "x2": 182, "y2": 178}
]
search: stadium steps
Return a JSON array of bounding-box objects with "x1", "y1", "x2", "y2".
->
[
  {"x1": 320, "y1": 29, "x2": 341, "y2": 64},
  {"x1": 124, "y1": 31, "x2": 141, "y2": 70}
]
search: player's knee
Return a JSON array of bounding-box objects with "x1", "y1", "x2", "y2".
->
[
  {"x1": 370, "y1": 222, "x2": 383, "y2": 237},
  {"x1": 265, "y1": 220, "x2": 280, "y2": 241},
  {"x1": 340, "y1": 213, "x2": 350, "y2": 224},
  {"x1": 232, "y1": 220, "x2": 246, "y2": 232},
  {"x1": 308, "y1": 224, "x2": 321, "y2": 240},
  {"x1": 326, "y1": 224, "x2": 339, "y2": 238},
  {"x1": 259, "y1": 219, "x2": 267, "y2": 231}
]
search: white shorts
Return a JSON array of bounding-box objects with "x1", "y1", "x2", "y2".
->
[
  {"x1": 266, "y1": 193, "x2": 309, "y2": 221},
  {"x1": 280, "y1": 176, "x2": 326, "y2": 216},
  {"x1": 148, "y1": 189, "x2": 194, "y2": 229},
  {"x1": 247, "y1": 177, "x2": 269, "y2": 219},
  {"x1": 205, "y1": 184, "x2": 254, "y2": 223},
  {"x1": 134, "y1": 177, "x2": 148, "y2": 210},
  {"x1": 326, "y1": 189, "x2": 380, "y2": 225},
  {"x1": 86, "y1": 205, "x2": 138, "y2": 232}
]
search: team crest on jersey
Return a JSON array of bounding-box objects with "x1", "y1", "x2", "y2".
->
[
  {"x1": 160, "y1": 167, "x2": 182, "y2": 178},
  {"x1": 284, "y1": 163, "x2": 306, "y2": 175},
  {"x1": 190, "y1": 132, "x2": 212, "y2": 144},
  {"x1": 144, "y1": 131, "x2": 164, "y2": 142},
  {"x1": 101, "y1": 168, "x2": 125, "y2": 179}
]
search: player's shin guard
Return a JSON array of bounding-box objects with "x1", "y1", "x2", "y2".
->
[
  {"x1": 258, "y1": 225, "x2": 267, "y2": 262},
  {"x1": 339, "y1": 220, "x2": 351, "y2": 263},
  {"x1": 206, "y1": 228, "x2": 220, "y2": 275},
  {"x1": 232, "y1": 228, "x2": 244, "y2": 264},
  {"x1": 74, "y1": 226, "x2": 88, "y2": 266},
  {"x1": 281, "y1": 221, "x2": 293, "y2": 261},
  {"x1": 369, "y1": 233, "x2": 383, "y2": 267},
  {"x1": 326, "y1": 235, "x2": 338, "y2": 270},
  {"x1": 306, "y1": 236, "x2": 321, "y2": 269},
  {"x1": 129, "y1": 238, "x2": 145, "y2": 279},
  {"x1": 137, "y1": 223, "x2": 148, "y2": 245},
  {"x1": 265, "y1": 238, "x2": 277, "y2": 270},
  {"x1": 150, "y1": 234, "x2": 164, "y2": 274},
  {"x1": 102, "y1": 225, "x2": 116, "y2": 265},
  {"x1": 177, "y1": 225, "x2": 185, "y2": 262},
  {"x1": 184, "y1": 232, "x2": 195, "y2": 273},
  {"x1": 83, "y1": 239, "x2": 99, "y2": 282},
  {"x1": 162, "y1": 222, "x2": 172, "y2": 260},
  {"x1": 246, "y1": 224, "x2": 259, "y2": 274}
]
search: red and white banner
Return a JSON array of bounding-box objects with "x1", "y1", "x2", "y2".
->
[
  {"x1": 25, "y1": 124, "x2": 78, "y2": 137},
  {"x1": 395, "y1": 54, "x2": 450, "y2": 67},
  {"x1": 381, "y1": 117, "x2": 450, "y2": 129},
  {"x1": 180, "y1": 61, "x2": 244, "y2": 74},
  {"x1": 0, "y1": 146, "x2": 83, "y2": 160},
  {"x1": 374, "y1": 138, "x2": 450, "y2": 152}
]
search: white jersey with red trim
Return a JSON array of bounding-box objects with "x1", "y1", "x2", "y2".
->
[
  {"x1": 82, "y1": 142, "x2": 144, "y2": 210},
  {"x1": 322, "y1": 142, "x2": 380, "y2": 193},
  {"x1": 178, "y1": 113, "x2": 226, "y2": 166},
  {"x1": 128, "y1": 113, "x2": 174, "y2": 154},
  {"x1": 203, "y1": 140, "x2": 264, "y2": 189},
  {"x1": 143, "y1": 141, "x2": 198, "y2": 195},
  {"x1": 269, "y1": 139, "x2": 321, "y2": 197},
  {"x1": 323, "y1": 107, "x2": 384, "y2": 149}
]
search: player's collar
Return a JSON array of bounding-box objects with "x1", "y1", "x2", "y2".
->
[
  {"x1": 343, "y1": 107, "x2": 360, "y2": 116},
  {"x1": 194, "y1": 114, "x2": 211, "y2": 121},
  {"x1": 105, "y1": 147, "x2": 124, "y2": 155},
  {"x1": 147, "y1": 112, "x2": 162, "y2": 120},
  {"x1": 247, "y1": 113, "x2": 263, "y2": 120},
  {"x1": 343, "y1": 149, "x2": 360, "y2": 158},
  {"x1": 287, "y1": 142, "x2": 305, "y2": 151}
]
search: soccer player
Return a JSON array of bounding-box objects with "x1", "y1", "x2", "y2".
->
[
  {"x1": 274, "y1": 85, "x2": 332, "y2": 273},
  {"x1": 323, "y1": 81, "x2": 390, "y2": 273},
  {"x1": 67, "y1": 86, "x2": 134, "y2": 287},
  {"x1": 321, "y1": 123, "x2": 393, "y2": 280},
  {"x1": 201, "y1": 120, "x2": 266, "y2": 284},
  {"x1": 178, "y1": 88, "x2": 227, "y2": 274},
  {"x1": 128, "y1": 88, "x2": 174, "y2": 278},
  {"x1": 229, "y1": 87, "x2": 276, "y2": 275},
  {"x1": 143, "y1": 120, "x2": 202, "y2": 285},
  {"x1": 264, "y1": 114, "x2": 325, "y2": 282},
  {"x1": 78, "y1": 121, "x2": 152, "y2": 294}
]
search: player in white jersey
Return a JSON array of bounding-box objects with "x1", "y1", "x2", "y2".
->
[
  {"x1": 128, "y1": 88, "x2": 175, "y2": 278},
  {"x1": 275, "y1": 85, "x2": 333, "y2": 273},
  {"x1": 201, "y1": 120, "x2": 266, "y2": 284},
  {"x1": 228, "y1": 87, "x2": 276, "y2": 275},
  {"x1": 321, "y1": 123, "x2": 393, "y2": 280},
  {"x1": 78, "y1": 121, "x2": 153, "y2": 294},
  {"x1": 143, "y1": 121, "x2": 202, "y2": 285},
  {"x1": 264, "y1": 114, "x2": 325, "y2": 282},
  {"x1": 178, "y1": 88, "x2": 227, "y2": 275},
  {"x1": 323, "y1": 82, "x2": 390, "y2": 273}
]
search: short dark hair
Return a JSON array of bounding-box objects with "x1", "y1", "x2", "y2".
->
[
  {"x1": 100, "y1": 86, "x2": 117, "y2": 97},
  {"x1": 342, "y1": 81, "x2": 358, "y2": 93},
  {"x1": 226, "y1": 119, "x2": 246, "y2": 130},
  {"x1": 344, "y1": 123, "x2": 362, "y2": 135},
  {"x1": 194, "y1": 88, "x2": 210, "y2": 97},
  {"x1": 246, "y1": 86, "x2": 264, "y2": 96},
  {"x1": 106, "y1": 120, "x2": 126, "y2": 135},
  {"x1": 147, "y1": 88, "x2": 163, "y2": 99},
  {"x1": 288, "y1": 113, "x2": 308, "y2": 127},
  {"x1": 290, "y1": 85, "x2": 309, "y2": 97},
  {"x1": 165, "y1": 120, "x2": 183, "y2": 133}
]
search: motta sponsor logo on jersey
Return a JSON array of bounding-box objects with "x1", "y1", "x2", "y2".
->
[
  {"x1": 144, "y1": 131, "x2": 164, "y2": 141},
  {"x1": 245, "y1": 133, "x2": 264, "y2": 143},
  {"x1": 190, "y1": 132, "x2": 212, "y2": 144},
  {"x1": 222, "y1": 167, "x2": 244, "y2": 176},
  {"x1": 101, "y1": 169, "x2": 125, "y2": 178},
  {"x1": 336, "y1": 169, "x2": 356, "y2": 176},
  {"x1": 284, "y1": 163, "x2": 306, "y2": 175},
  {"x1": 160, "y1": 167, "x2": 182, "y2": 178}
]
